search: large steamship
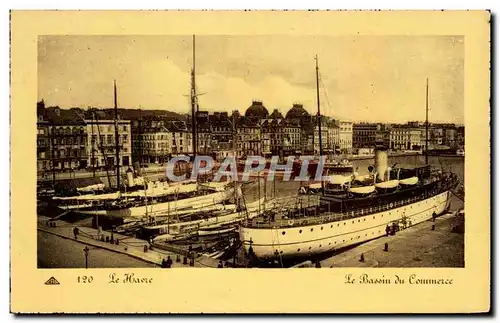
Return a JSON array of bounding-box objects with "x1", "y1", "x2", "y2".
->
[
  {"x1": 238, "y1": 57, "x2": 460, "y2": 260},
  {"x1": 239, "y1": 147, "x2": 458, "y2": 260}
]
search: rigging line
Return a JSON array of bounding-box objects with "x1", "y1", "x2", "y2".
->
[{"x1": 319, "y1": 72, "x2": 334, "y2": 115}]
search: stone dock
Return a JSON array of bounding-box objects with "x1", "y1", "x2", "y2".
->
[{"x1": 318, "y1": 210, "x2": 464, "y2": 268}]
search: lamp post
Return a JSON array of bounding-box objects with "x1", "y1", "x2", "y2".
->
[{"x1": 83, "y1": 246, "x2": 89, "y2": 269}]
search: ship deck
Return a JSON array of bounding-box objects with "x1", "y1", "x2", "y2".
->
[{"x1": 243, "y1": 175, "x2": 458, "y2": 229}]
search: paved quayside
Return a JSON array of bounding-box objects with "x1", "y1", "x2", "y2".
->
[
  {"x1": 38, "y1": 216, "x2": 221, "y2": 268},
  {"x1": 319, "y1": 210, "x2": 464, "y2": 268}
]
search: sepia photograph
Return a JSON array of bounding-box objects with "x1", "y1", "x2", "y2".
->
[
  {"x1": 36, "y1": 34, "x2": 465, "y2": 269},
  {"x1": 10, "y1": 10, "x2": 490, "y2": 314}
]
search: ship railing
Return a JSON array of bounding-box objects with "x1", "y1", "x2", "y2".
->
[{"x1": 245, "y1": 182, "x2": 452, "y2": 228}]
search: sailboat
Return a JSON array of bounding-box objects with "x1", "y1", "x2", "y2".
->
[{"x1": 55, "y1": 76, "x2": 231, "y2": 218}]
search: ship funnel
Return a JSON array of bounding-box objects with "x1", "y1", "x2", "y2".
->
[{"x1": 374, "y1": 143, "x2": 388, "y2": 183}]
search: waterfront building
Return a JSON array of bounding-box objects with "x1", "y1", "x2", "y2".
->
[
  {"x1": 390, "y1": 125, "x2": 422, "y2": 151},
  {"x1": 260, "y1": 117, "x2": 301, "y2": 157},
  {"x1": 195, "y1": 111, "x2": 213, "y2": 155},
  {"x1": 132, "y1": 127, "x2": 171, "y2": 164},
  {"x1": 85, "y1": 116, "x2": 132, "y2": 169},
  {"x1": 353, "y1": 122, "x2": 379, "y2": 149},
  {"x1": 326, "y1": 120, "x2": 340, "y2": 154},
  {"x1": 37, "y1": 103, "x2": 89, "y2": 175},
  {"x1": 338, "y1": 120, "x2": 353, "y2": 154},
  {"x1": 37, "y1": 101, "x2": 51, "y2": 175},
  {"x1": 236, "y1": 117, "x2": 261, "y2": 157},
  {"x1": 285, "y1": 103, "x2": 316, "y2": 154},
  {"x1": 167, "y1": 121, "x2": 193, "y2": 155},
  {"x1": 456, "y1": 125, "x2": 465, "y2": 147},
  {"x1": 375, "y1": 124, "x2": 391, "y2": 150},
  {"x1": 444, "y1": 127, "x2": 458, "y2": 148},
  {"x1": 245, "y1": 100, "x2": 269, "y2": 120},
  {"x1": 210, "y1": 112, "x2": 235, "y2": 159},
  {"x1": 313, "y1": 117, "x2": 330, "y2": 155}
]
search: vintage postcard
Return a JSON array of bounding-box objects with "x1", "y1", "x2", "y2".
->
[{"x1": 10, "y1": 10, "x2": 490, "y2": 313}]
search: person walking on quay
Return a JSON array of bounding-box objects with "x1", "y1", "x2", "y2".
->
[
  {"x1": 217, "y1": 260, "x2": 224, "y2": 268},
  {"x1": 73, "y1": 227, "x2": 79, "y2": 240},
  {"x1": 166, "y1": 256, "x2": 173, "y2": 268}
]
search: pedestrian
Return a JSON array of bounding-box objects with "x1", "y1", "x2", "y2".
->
[
  {"x1": 385, "y1": 225, "x2": 390, "y2": 237},
  {"x1": 166, "y1": 256, "x2": 173, "y2": 268},
  {"x1": 217, "y1": 260, "x2": 223, "y2": 268},
  {"x1": 73, "y1": 227, "x2": 79, "y2": 240}
]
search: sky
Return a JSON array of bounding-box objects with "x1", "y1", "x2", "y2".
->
[{"x1": 38, "y1": 35, "x2": 464, "y2": 124}]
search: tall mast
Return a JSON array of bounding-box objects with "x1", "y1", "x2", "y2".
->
[
  {"x1": 191, "y1": 35, "x2": 198, "y2": 157},
  {"x1": 315, "y1": 55, "x2": 324, "y2": 195},
  {"x1": 139, "y1": 107, "x2": 143, "y2": 165},
  {"x1": 91, "y1": 111, "x2": 96, "y2": 178},
  {"x1": 425, "y1": 78, "x2": 429, "y2": 165},
  {"x1": 114, "y1": 80, "x2": 120, "y2": 190}
]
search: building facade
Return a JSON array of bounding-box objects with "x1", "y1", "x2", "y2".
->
[
  {"x1": 133, "y1": 128, "x2": 171, "y2": 164},
  {"x1": 236, "y1": 118, "x2": 261, "y2": 157},
  {"x1": 37, "y1": 104, "x2": 89, "y2": 175},
  {"x1": 338, "y1": 120, "x2": 353, "y2": 154},
  {"x1": 326, "y1": 120, "x2": 340, "y2": 154},
  {"x1": 85, "y1": 119, "x2": 132, "y2": 169},
  {"x1": 210, "y1": 112, "x2": 235, "y2": 159},
  {"x1": 353, "y1": 122, "x2": 379, "y2": 149},
  {"x1": 168, "y1": 121, "x2": 193, "y2": 155},
  {"x1": 390, "y1": 126, "x2": 422, "y2": 151}
]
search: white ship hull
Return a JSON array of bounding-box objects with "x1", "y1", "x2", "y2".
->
[
  {"x1": 75, "y1": 188, "x2": 234, "y2": 218},
  {"x1": 239, "y1": 190, "x2": 452, "y2": 259}
]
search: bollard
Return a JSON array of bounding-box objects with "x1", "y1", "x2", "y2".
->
[
  {"x1": 384, "y1": 242, "x2": 389, "y2": 252},
  {"x1": 183, "y1": 256, "x2": 188, "y2": 265},
  {"x1": 52, "y1": 222, "x2": 56, "y2": 228},
  {"x1": 359, "y1": 253, "x2": 365, "y2": 262},
  {"x1": 143, "y1": 245, "x2": 148, "y2": 253},
  {"x1": 176, "y1": 254, "x2": 181, "y2": 263},
  {"x1": 105, "y1": 236, "x2": 110, "y2": 243},
  {"x1": 431, "y1": 224, "x2": 435, "y2": 231},
  {"x1": 115, "y1": 239, "x2": 119, "y2": 245},
  {"x1": 315, "y1": 261, "x2": 321, "y2": 268},
  {"x1": 110, "y1": 237, "x2": 114, "y2": 244}
]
